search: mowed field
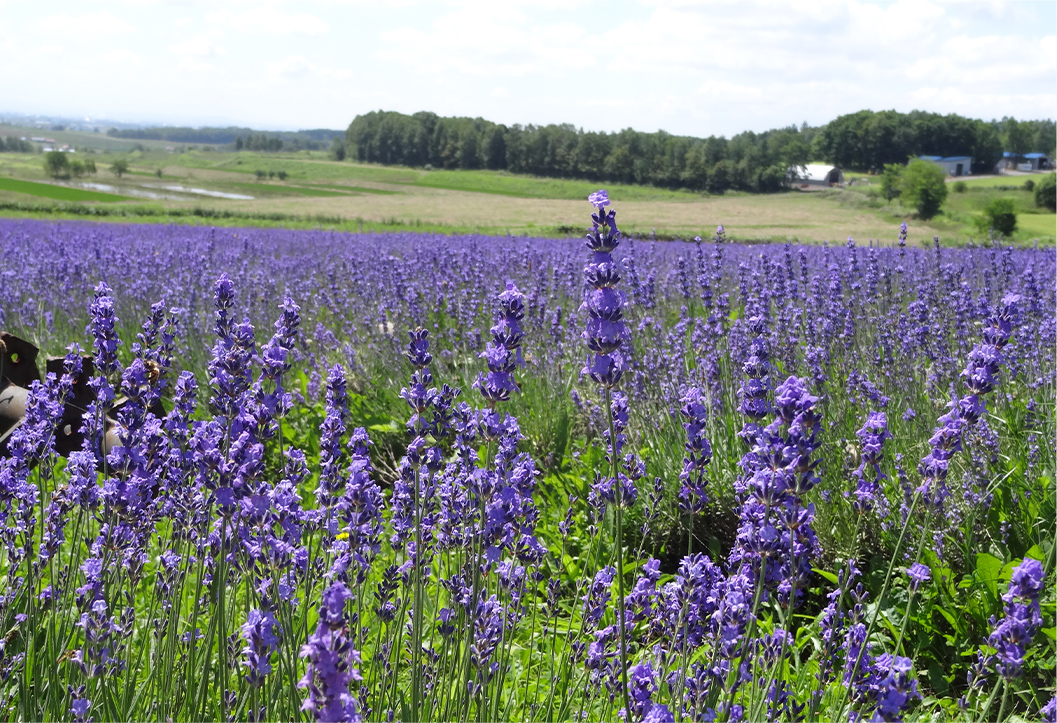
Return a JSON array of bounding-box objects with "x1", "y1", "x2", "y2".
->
[{"x1": 1, "y1": 138, "x2": 1053, "y2": 244}]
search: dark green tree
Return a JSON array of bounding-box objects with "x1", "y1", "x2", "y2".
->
[
  {"x1": 109, "y1": 158, "x2": 129, "y2": 177},
  {"x1": 1035, "y1": 173, "x2": 1056, "y2": 212},
  {"x1": 44, "y1": 151, "x2": 70, "y2": 178},
  {"x1": 900, "y1": 159, "x2": 948, "y2": 219},
  {"x1": 981, "y1": 198, "x2": 1017, "y2": 236},
  {"x1": 329, "y1": 136, "x2": 346, "y2": 161},
  {"x1": 1005, "y1": 118, "x2": 1030, "y2": 159},
  {"x1": 880, "y1": 163, "x2": 904, "y2": 202}
]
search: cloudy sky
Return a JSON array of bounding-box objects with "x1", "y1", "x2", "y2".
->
[{"x1": 1, "y1": 0, "x2": 1053, "y2": 136}]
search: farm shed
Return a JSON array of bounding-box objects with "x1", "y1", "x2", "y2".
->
[
  {"x1": 791, "y1": 164, "x2": 844, "y2": 187},
  {"x1": 919, "y1": 155, "x2": 972, "y2": 176},
  {"x1": 997, "y1": 152, "x2": 1052, "y2": 171},
  {"x1": 1023, "y1": 153, "x2": 1051, "y2": 171}
]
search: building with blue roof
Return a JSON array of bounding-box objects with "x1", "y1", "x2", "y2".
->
[
  {"x1": 918, "y1": 155, "x2": 973, "y2": 176},
  {"x1": 998, "y1": 151, "x2": 1052, "y2": 171}
]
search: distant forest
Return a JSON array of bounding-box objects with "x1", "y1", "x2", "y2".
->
[
  {"x1": 106, "y1": 126, "x2": 343, "y2": 151},
  {"x1": 344, "y1": 110, "x2": 1056, "y2": 193}
]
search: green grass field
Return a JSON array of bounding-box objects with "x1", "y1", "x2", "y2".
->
[
  {"x1": 0, "y1": 148, "x2": 1053, "y2": 244},
  {"x1": 1017, "y1": 212, "x2": 1057, "y2": 236},
  {"x1": 0, "y1": 177, "x2": 128, "y2": 202},
  {"x1": 950, "y1": 174, "x2": 1044, "y2": 189}
]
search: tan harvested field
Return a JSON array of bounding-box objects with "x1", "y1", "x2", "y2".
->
[{"x1": 199, "y1": 189, "x2": 935, "y2": 243}]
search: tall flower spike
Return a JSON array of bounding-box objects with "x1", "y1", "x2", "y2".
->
[
  {"x1": 679, "y1": 387, "x2": 712, "y2": 515},
  {"x1": 582, "y1": 189, "x2": 629, "y2": 387},
  {"x1": 852, "y1": 411, "x2": 891, "y2": 514},
  {"x1": 474, "y1": 282, "x2": 525, "y2": 406}
]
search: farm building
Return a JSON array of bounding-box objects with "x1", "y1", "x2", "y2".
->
[
  {"x1": 790, "y1": 164, "x2": 844, "y2": 187},
  {"x1": 919, "y1": 155, "x2": 972, "y2": 176},
  {"x1": 997, "y1": 152, "x2": 1052, "y2": 171}
]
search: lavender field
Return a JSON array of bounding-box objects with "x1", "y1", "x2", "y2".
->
[{"x1": 0, "y1": 197, "x2": 1054, "y2": 722}]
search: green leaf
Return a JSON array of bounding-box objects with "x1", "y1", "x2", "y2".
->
[
  {"x1": 813, "y1": 568, "x2": 839, "y2": 586},
  {"x1": 1025, "y1": 544, "x2": 1045, "y2": 562},
  {"x1": 937, "y1": 607, "x2": 964, "y2": 636},
  {"x1": 975, "y1": 553, "x2": 1003, "y2": 598}
]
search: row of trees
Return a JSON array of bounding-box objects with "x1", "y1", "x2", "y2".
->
[
  {"x1": 343, "y1": 109, "x2": 1055, "y2": 193},
  {"x1": 43, "y1": 151, "x2": 97, "y2": 179},
  {"x1": 346, "y1": 110, "x2": 814, "y2": 193},
  {"x1": 107, "y1": 126, "x2": 343, "y2": 151},
  {"x1": 814, "y1": 111, "x2": 1055, "y2": 174},
  {"x1": 993, "y1": 117, "x2": 1056, "y2": 158},
  {"x1": 0, "y1": 136, "x2": 35, "y2": 153}
]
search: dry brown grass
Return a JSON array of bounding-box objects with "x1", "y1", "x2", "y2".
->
[{"x1": 206, "y1": 188, "x2": 941, "y2": 243}]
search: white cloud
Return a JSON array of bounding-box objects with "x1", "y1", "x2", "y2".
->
[
  {"x1": 0, "y1": 0, "x2": 1051, "y2": 134},
  {"x1": 102, "y1": 48, "x2": 145, "y2": 66},
  {"x1": 267, "y1": 54, "x2": 353, "y2": 80},
  {"x1": 377, "y1": 5, "x2": 596, "y2": 79},
  {"x1": 168, "y1": 30, "x2": 226, "y2": 58},
  {"x1": 34, "y1": 11, "x2": 137, "y2": 36},
  {"x1": 206, "y1": 7, "x2": 330, "y2": 35}
]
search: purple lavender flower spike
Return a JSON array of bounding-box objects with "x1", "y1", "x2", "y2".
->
[
  {"x1": 852, "y1": 411, "x2": 891, "y2": 514},
  {"x1": 679, "y1": 387, "x2": 712, "y2": 516},
  {"x1": 582, "y1": 190, "x2": 629, "y2": 388},
  {"x1": 299, "y1": 583, "x2": 363, "y2": 722},
  {"x1": 985, "y1": 557, "x2": 1044, "y2": 680},
  {"x1": 474, "y1": 281, "x2": 525, "y2": 405},
  {"x1": 242, "y1": 608, "x2": 281, "y2": 686},
  {"x1": 1041, "y1": 696, "x2": 1056, "y2": 722},
  {"x1": 905, "y1": 563, "x2": 931, "y2": 592},
  {"x1": 873, "y1": 653, "x2": 921, "y2": 721}
]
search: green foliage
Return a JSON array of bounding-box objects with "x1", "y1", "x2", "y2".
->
[
  {"x1": 109, "y1": 158, "x2": 129, "y2": 178},
  {"x1": 254, "y1": 169, "x2": 266, "y2": 180},
  {"x1": 1035, "y1": 173, "x2": 1056, "y2": 212},
  {"x1": 1004, "y1": 118, "x2": 1031, "y2": 158},
  {"x1": 154, "y1": 167, "x2": 163, "y2": 178},
  {"x1": 345, "y1": 109, "x2": 811, "y2": 193},
  {"x1": 900, "y1": 159, "x2": 949, "y2": 219},
  {"x1": 978, "y1": 198, "x2": 1017, "y2": 236},
  {"x1": 70, "y1": 159, "x2": 86, "y2": 178},
  {"x1": 1022, "y1": 179, "x2": 1035, "y2": 192},
  {"x1": 952, "y1": 180, "x2": 967, "y2": 193},
  {"x1": 107, "y1": 125, "x2": 340, "y2": 150},
  {"x1": 0, "y1": 135, "x2": 35, "y2": 153},
  {"x1": 814, "y1": 109, "x2": 1003, "y2": 173},
  {"x1": 43, "y1": 150, "x2": 70, "y2": 179},
  {"x1": 84, "y1": 159, "x2": 96, "y2": 175},
  {"x1": 329, "y1": 135, "x2": 346, "y2": 161},
  {"x1": 881, "y1": 163, "x2": 905, "y2": 202},
  {"x1": 277, "y1": 170, "x2": 288, "y2": 181}
]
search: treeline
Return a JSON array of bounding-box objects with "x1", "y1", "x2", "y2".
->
[
  {"x1": 347, "y1": 111, "x2": 814, "y2": 193},
  {"x1": 107, "y1": 126, "x2": 343, "y2": 151},
  {"x1": 0, "y1": 136, "x2": 36, "y2": 153},
  {"x1": 993, "y1": 117, "x2": 1057, "y2": 157},
  {"x1": 344, "y1": 109, "x2": 1056, "y2": 193},
  {"x1": 814, "y1": 111, "x2": 1055, "y2": 174}
]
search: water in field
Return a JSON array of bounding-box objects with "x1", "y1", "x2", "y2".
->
[{"x1": 152, "y1": 184, "x2": 254, "y2": 200}]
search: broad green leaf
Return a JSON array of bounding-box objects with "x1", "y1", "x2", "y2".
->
[
  {"x1": 975, "y1": 553, "x2": 1003, "y2": 598},
  {"x1": 813, "y1": 568, "x2": 839, "y2": 586}
]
